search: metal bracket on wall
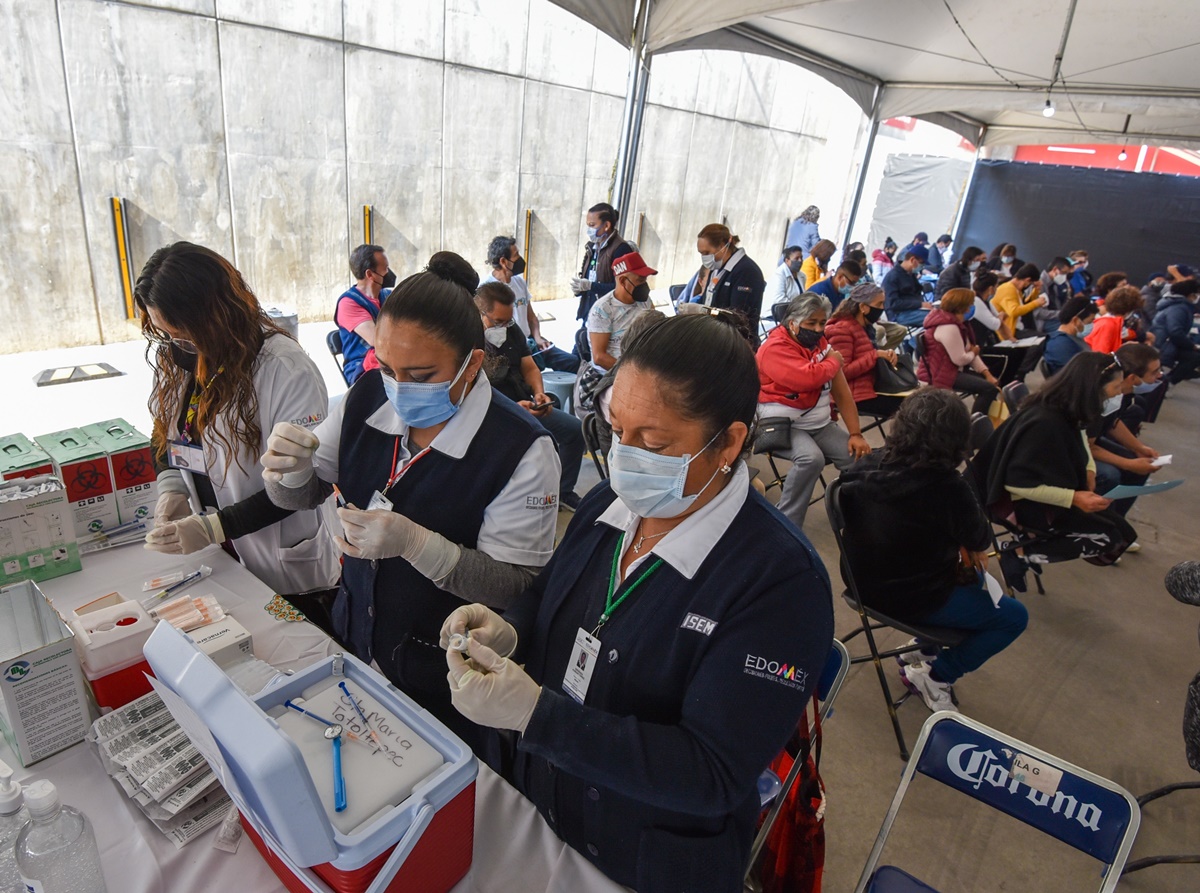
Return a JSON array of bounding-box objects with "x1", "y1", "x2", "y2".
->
[
  {"x1": 109, "y1": 197, "x2": 135, "y2": 320},
  {"x1": 363, "y1": 204, "x2": 373, "y2": 244}
]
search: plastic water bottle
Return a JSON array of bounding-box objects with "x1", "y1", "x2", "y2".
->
[
  {"x1": 15, "y1": 780, "x2": 108, "y2": 893},
  {"x1": 0, "y1": 759, "x2": 30, "y2": 893}
]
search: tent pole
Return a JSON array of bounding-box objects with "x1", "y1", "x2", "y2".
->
[
  {"x1": 843, "y1": 90, "x2": 881, "y2": 248},
  {"x1": 612, "y1": 0, "x2": 653, "y2": 217},
  {"x1": 619, "y1": 56, "x2": 652, "y2": 221},
  {"x1": 949, "y1": 137, "x2": 984, "y2": 242}
]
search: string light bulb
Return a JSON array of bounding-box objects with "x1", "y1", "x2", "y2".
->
[
  {"x1": 1042, "y1": 99, "x2": 1056, "y2": 118},
  {"x1": 1117, "y1": 149, "x2": 1128, "y2": 161}
]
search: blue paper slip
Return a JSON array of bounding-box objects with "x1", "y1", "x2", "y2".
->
[{"x1": 1102, "y1": 479, "x2": 1184, "y2": 500}]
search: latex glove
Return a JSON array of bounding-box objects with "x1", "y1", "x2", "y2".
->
[
  {"x1": 439, "y1": 603, "x2": 518, "y2": 658},
  {"x1": 154, "y1": 490, "x2": 192, "y2": 526},
  {"x1": 570, "y1": 276, "x2": 591, "y2": 296},
  {"x1": 145, "y1": 513, "x2": 224, "y2": 554},
  {"x1": 261, "y1": 423, "x2": 319, "y2": 486},
  {"x1": 335, "y1": 506, "x2": 425, "y2": 561},
  {"x1": 446, "y1": 640, "x2": 541, "y2": 733}
]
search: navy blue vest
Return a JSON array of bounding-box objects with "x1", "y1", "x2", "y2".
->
[
  {"x1": 336, "y1": 287, "x2": 380, "y2": 383},
  {"x1": 333, "y1": 371, "x2": 547, "y2": 705}
]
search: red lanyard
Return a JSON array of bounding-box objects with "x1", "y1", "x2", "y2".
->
[{"x1": 383, "y1": 438, "x2": 432, "y2": 494}]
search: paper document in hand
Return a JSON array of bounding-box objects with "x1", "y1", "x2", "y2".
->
[
  {"x1": 983, "y1": 572, "x2": 1005, "y2": 607},
  {"x1": 1102, "y1": 479, "x2": 1184, "y2": 500},
  {"x1": 1151, "y1": 455, "x2": 1173, "y2": 467}
]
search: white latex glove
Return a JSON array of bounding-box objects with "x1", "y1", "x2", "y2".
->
[
  {"x1": 261, "y1": 422, "x2": 319, "y2": 486},
  {"x1": 570, "y1": 276, "x2": 591, "y2": 296},
  {"x1": 335, "y1": 506, "x2": 425, "y2": 560},
  {"x1": 446, "y1": 640, "x2": 541, "y2": 733},
  {"x1": 144, "y1": 513, "x2": 224, "y2": 554},
  {"x1": 154, "y1": 491, "x2": 192, "y2": 526},
  {"x1": 439, "y1": 603, "x2": 518, "y2": 658}
]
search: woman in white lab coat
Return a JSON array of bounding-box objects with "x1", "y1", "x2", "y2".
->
[{"x1": 137, "y1": 242, "x2": 340, "y2": 596}]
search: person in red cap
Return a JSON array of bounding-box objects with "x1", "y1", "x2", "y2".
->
[{"x1": 573, "y1": 251, "x2": 656, "y2": 418}]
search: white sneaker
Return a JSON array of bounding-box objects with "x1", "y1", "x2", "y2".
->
[
  {"x1": 1125, "y1": 541, "x2": 1141, "y2": 553},
  {"x1": 894, "y1": 637, "x2": 939, "y2": 667},
  {"x1": 900, "y1": 662, "x2": 959, "y2": 713}
]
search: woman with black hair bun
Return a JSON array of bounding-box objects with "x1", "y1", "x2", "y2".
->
[
  {"x1": 439, "y1": 312, "x2": 833, "y2": 893},
  {"x1": 260, "y1": 250, "x2": 561, "y2": 759}
]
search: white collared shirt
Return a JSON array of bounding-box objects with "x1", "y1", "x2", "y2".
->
[
  {"x1": 704, "y1": 248, "x2": 747, "y2": 306},
  {"x1": 314, "y1": 374, "x2": 561, "y2": 567},
  {"x1": 596, "y1": 462, "x2": 750, "y2": 581}
]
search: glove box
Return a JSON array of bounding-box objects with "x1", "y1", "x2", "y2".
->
[{"x1": 143, "y1": 622, "x2": 476, "y2": 893}]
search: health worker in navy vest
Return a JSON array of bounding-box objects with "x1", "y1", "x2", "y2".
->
[
  {"x1": 260, "y1": 251, "x2": 561, "y2": 755},
  {"x1": 336, "y1": 243, "x2": 396, "y2": 384},
  {"x1": 137, "y1": 242, "x2": 341, "y2": 598},
  {"x1": 687, "y1": 222, "x2": 767, "y2": 347},
  {"x1": 439, "y1": 313, "x2": 834, "y2": 893}
]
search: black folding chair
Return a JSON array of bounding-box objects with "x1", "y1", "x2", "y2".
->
[
  {"x1": 967, "y1": 411, "x2": 993, "y2": 457},
  {"x1": 580, "y1": 412, "x2": 608, "y2": 480},
  {"x1": 325, "y1": 330, "x2": 352, "y2": 386},
  {"x1": 826, "y1": 478, "x2": 967, "y2": 760},
  {"x1": 1002, "y1": 380, "x2": 1029, "y2": 415},
  {"x1": 965, "y1": 457, "x2": 1048, "y2": 596},
  {"x1": 751, "y1": 425, "x2": 829, "y2": 506}
]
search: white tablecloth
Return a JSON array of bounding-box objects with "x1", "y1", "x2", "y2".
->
[{"x1": 3, "y1": 544, "x2": 625, "y2": 893}]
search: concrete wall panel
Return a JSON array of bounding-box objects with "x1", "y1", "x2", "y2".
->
[
  {"x1": 444, "y1": 0, "x2": 528, "y2": 77},
  {"x1": 344, "y1": 48, "x2": 444, "y2": 285},
  {"x1": 590, "y1": 32, "x2": 629, "y2": 98},
  {"x1": 220, "y1": 23, "x2": 346, "y2": 317},
  {"x1": 123, "y1": 0, "x2": 214, "y2": 13},
  {"x1": 215, "y1": 0, "x2": 342, "y2": 40},
  {"x1": 61, "y1": 0, "x2": 231, "y2": 343},
  {"x1": 629, "y1": 105, "x2": 698, "y2": 286},
  {"x1": 343, "y1": 0, "x2": 443, "y2": 61},
  {"x1": 0, "y1": 0, "x2": 100, "y2": 351}
]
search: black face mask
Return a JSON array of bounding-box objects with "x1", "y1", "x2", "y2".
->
[
  {"x1": 631, "y1": 282, "x2": 651, "y2": 302},
  {"x1": 863, "y1": 305, "x2": 884, "y2": 325},
  {"x1": 792, "y1": 326, "x2": 823, "y2": 349},
  {"x1": 510, "y1": 256, "x2": 526, "y2": 277},
  {"x1": 381, "y1": 269, "x2": 397, "y2": 289},
  {"x1": 170, "y1": 342, "x2": 197, "y2": 374}
]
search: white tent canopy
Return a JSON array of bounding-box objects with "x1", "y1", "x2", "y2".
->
[{"x1": 550, "y1": 0, "x2": 1200, "y2": 148}]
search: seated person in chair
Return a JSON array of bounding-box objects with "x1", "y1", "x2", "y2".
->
[
  {"x1": 825, "y1": 282, "x2": 905, "y2": 420},
  {"x1": 1042, "y1": 296, "x2": 1097, "y2": 376},
  {"x1": 917, "y1": 288, "x2": 1001, "y2": 415},
  {"x1": 756, "y1": 292, "x2": 871, "y2": 531},
  {"x1": 973, "y1": 352, "x2": 1137, "y2": 592},
  {"x1": 838, "y1": 389, "x2": 1028, "y2": 713}
]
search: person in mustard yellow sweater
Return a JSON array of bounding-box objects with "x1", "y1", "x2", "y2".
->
[{"x1": 991, "y1": 263, "x2": 1046, "y2": 336}]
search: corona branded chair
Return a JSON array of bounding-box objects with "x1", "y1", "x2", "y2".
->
[{"x1": 856, "y1": 713, "x2": 1140, "y2": 892}]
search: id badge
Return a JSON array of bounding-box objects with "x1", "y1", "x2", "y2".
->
[
  {"x1": 562, "y1": 628, "x2": 601, "y2": 704},
  {"x1": 367, "y1": 490, "x2": 393, "y2": 512},
  {"x1": 167, "y1": 441, "x2": 205, "y2": 471}
]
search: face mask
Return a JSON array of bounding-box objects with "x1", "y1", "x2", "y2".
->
[
  {"x1": 792, "y1": 326, "x2": 823, "y2": 349},
  {"x1": 631, "y1": 282, "x2": 651, "y2": 302},
  {"x1": 700, "y1": 254, "x2": 718, "y2": 270},
  {"x1": 1077, "y1": 262, "x2": 1088, "y2": 271},
  {"x1": 968, "y1": 261, "x2": 981, "y2": 272},
  {"x1": 787, "y1": 260, "x2": 802, "y2": 274},
  {"x1": 586, "y1": 226, "x2": 601, "y2": 242},
  {"x1": 963, "y1": 305, "x2": 976, "y2": 321},
  {"x1": 483, "y1": 325, "x2": 508, "y2": 347},
  {"x1": 1081, "y1": 322, "x2": 1094, "y2": 336},
  {"x1": 863, "y1": 305, "x2": 884, "y2": 325},
  {"x1": 381, "y1": 352, "x2": 473, "y2": 429},
  {"x1": 170, "y1": 342, "x2": 197, "y2": 373},
  {"x1": 1101, "y1": 394, "x2": 1122, "y2": 416},
  {"x1": 510, "y1": 256, "x2": 526, "y2": 277},
  {"x1": 380, "y1": 269, "x2": 397, "y2": 289},
  {"x1": 838, "y1": 283, "x2": 852, "y2": 298},
  {"x1": 1133, "y1": 380, "x2": 1160, "y2": 395},
  {"x1": 1001, "y1": 255, "x2": 1014, "y2": 264},
  {"x1": 1054, "y1": 273, "x2": 1068, "y2": 285},
  {"x1": 607, "y1": 433, "x2": 723, "y2": 519}
]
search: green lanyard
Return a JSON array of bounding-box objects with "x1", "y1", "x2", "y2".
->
[{"x1": 594, "y1": 533, "x2": 663, "y2": 636}]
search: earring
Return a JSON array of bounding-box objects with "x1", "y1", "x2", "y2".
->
[{"x1": 721, "y1": 463, "x2": 732, "y2": 474}]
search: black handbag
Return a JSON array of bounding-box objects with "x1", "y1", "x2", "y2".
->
[
  {"x1": 753, "y1": 416, "x2": 793, "y2": 455},
  {"x1": 873, "y1": 354, "x2": 919, "y2": 395}
]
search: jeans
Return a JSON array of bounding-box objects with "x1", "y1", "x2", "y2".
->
[
  {"x1": 916, "y1": 583, "x2": 1028, "y2": 683},
  {"x1": 953, "y1": 370, "x2": 999, "y2": 415},
  {"x1": 887, "y1": 309, "x2": 930, "y2": 328},
  {"x1": 775, "y1": 421, "x2": 858, "y2": 531},
  {"x1": 529, "y1": 340, "x2": 580, "y2": 374},
  {"x1": 538, "y1": 407, "x2": 584, "y2": 494},
  {"x1": 1093, "y1": 440, "x2": 1148, "y2": 517}
]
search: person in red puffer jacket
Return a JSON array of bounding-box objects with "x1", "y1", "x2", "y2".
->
[
  {"x1": 825, "y1": 282, "x2": 905, "y2": 420},
  {"x1": 918, "y1": 288, "x2": 1000, "y2": 414}
]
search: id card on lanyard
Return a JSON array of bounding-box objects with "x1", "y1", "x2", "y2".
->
[
  {"x1": 704, "y1": 269, "x2": 723, "y2": 306},
  {"x1": 168, "y1": 370, "x2": 222, "y2": 471},
  {"x1": 366, "y1": 438, "x2": 431, "y2": 511}
]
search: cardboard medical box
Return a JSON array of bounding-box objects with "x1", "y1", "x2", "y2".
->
[
  {"x1": 80, "y1": 419, "x2": 157, "y2": 526},
  {"x1": 144, "y1": 623, "x2": 476, "y2": 893},
  {"x1": 0, "y1": 434, "x2": 54, "y2": 482},
  {"x1": 0, "y1": 580, "x2": 92, "y2": 765},
  {"x1": 0, "y1": 475, "x2": 80, "y2": 586},
  {"x1": 68, "y1": 592, "x2": 156, "y2": 711},
  {"x1": 34, "y1": 428, "x2": 120, "y2": 539}
]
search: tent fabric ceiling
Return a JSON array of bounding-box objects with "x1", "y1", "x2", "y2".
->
[{"x1": 551, "y1": 0, "x2": 1200, "y2": 147}]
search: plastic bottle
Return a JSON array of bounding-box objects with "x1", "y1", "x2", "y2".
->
[
  {"x1": 14, "y1": 780, "x2": 108, "y2": 893},
  {"x1": 0, "y1": 759, "x2": 30, "y2": 893}
]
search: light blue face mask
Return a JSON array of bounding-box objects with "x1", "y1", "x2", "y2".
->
[
  {"x1": 1132, "y1": 380, "x2": 1161, "y2": 395},
  {"x1": 586, "y1": 225, "x2": 601, "y2": 242},
  {"x1": 1081, "y1": 322, "x2": 1095, "y2": 336},
  {"x1": 839, "y1": 284, "x2": 853, "y2": 298},
  {"x1": 381, "y1": 352, "x2": 473, "y2": 429},
  {"x1": 608, "y1": 432, "x2": 724, "y2": 519}
]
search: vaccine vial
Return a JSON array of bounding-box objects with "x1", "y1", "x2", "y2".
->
[{"x1": 448, "y1": 633, "x2": 469, "y2": 653}]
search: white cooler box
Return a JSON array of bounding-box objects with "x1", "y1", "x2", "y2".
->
[{"x1": 143, "y1": 622, "x2": 477, "y2": 893}]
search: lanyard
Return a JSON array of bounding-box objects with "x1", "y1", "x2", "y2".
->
[
  {"x1": 383, "y1": 438, "x2": 431, "y2": 494},
  {"x1": 594, "y1": 533, "x2": 664, "y2": 636},
  {"x1": 180, "y1": 367, "x2": 224, "y2": 445}
]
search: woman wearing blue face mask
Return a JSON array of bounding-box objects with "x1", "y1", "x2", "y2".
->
[
  {"x1": 972, "y1": 351, "x2": 1137, "y2": 590},
  {"x1": 439, "y1": 312, "x2": 834, "y2": 893},
  {"x1": 260, "y1": 251, "x2": 560, "y2": 758},
  {"x1": 917, "y1": 288, "x2": 1000, "y2": 414}
]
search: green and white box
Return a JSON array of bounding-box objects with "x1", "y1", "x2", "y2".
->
[
  {"x1": 0, "y1": 434, "x2": 55, "y2": 482},
  {"x1": 0, "y1": 475, "x2": 80, "y2": 586},
  {"x1": 80, "y1": 419, "x2": 157, "y2": 526},
  {"x1": 0, "y1": 580, "x2": 92, "y2": 765},
  {"x1": 35, "y1": 427, "x2": 120, "y2": 538}
]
